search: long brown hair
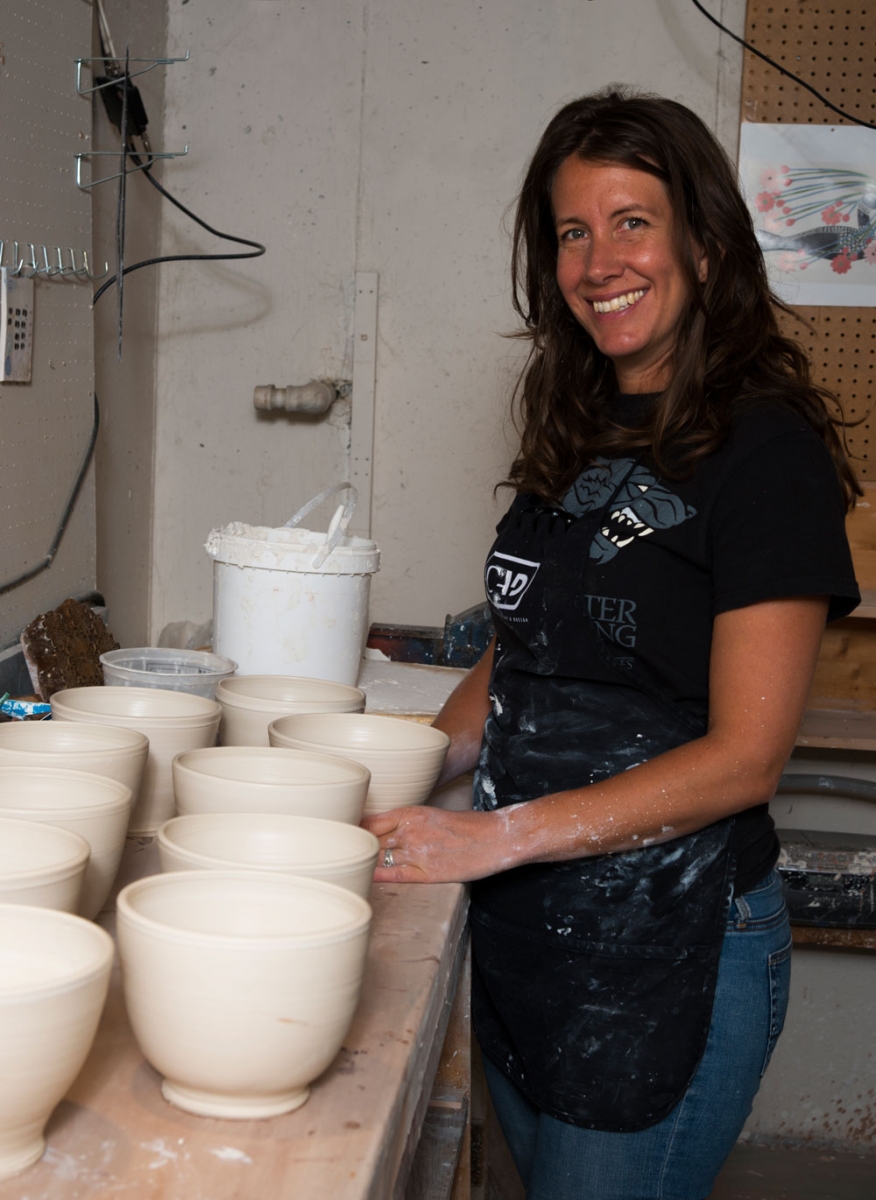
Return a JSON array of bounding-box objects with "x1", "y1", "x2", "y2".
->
[{"x1": 507, "y1": 87, "x2": 860, "y2": 508}]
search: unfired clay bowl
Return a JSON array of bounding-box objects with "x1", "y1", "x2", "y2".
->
[
  {"x1": 0, "y1": 722, "x2": 148, "y2": 805},
  {"x1": 216, "y1": 676, "x2": 365, "y2": 747},
  {"x1": 0, "y1": 766, "x2": 132, "y2": 920},
  {"x1": 268, "y1": 712, "x2": 450, "y2": 816},
  {"x1": 0, "y1": 817, "x2": 90, "y2": 912},
  {"x1": 158, "y1": 813, "x2": 380, "y2": 899},
  {"x1": 50, "y1": 687, "x2": 221, "y2": 835},
  {"x1": 116, "y1": 870, "x2": 372, "y2": 1118},
  {"x1": 0, "y1": 904, "x2": 113, "y2": 1178},
  {"x1": 172, "y1": 746, "x2": 370, "y2": 825}
]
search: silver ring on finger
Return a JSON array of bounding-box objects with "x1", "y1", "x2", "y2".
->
[{"x1": 382, "y1": 847, "x2": 395, "y2": 868}]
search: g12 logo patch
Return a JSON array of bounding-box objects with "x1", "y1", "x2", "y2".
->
[{"x1": 485, "y1": 552, "x2": 540, "y2": 611}]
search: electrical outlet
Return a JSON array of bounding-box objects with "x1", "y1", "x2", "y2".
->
[{"x1": 3, "y1": 274, "x2": 34, "y2": 383}]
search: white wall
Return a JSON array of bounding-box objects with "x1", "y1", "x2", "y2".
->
[
  {"x1": 93, "y1": 0, "x2": 168, "y2": 648},
  {"x1": 150, "y1": 0, "x2": 746, "y2": 638}
]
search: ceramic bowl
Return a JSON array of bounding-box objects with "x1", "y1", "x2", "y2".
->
[
  {"x1": 0, "y1": 721, "x2": 148, "y2": 804},
  {"x1": 116, "y1": 870, "x2": 372, "y2": 1118},
  {"x1": 172, "y1": 746, "x2": 370, "y2": 825},
  {"x1": 0, "y1": 817, "x2": 90, "y2": 912},
  {"x1": 0, "y1": 904, "x2": 113, "y2": 1178},
  {"x1": 268, "y1": 713, "x2": 450, "y2": 816},
  {"x1": 50, "y1": 687, "x2": 221, "y2": 835},
  {"x1": 158, "y1": 813, "x2": 380, "y2": 899},
  {"x1": 101, "y1": 647, "x2": 237, "y2": 699},
  {"x1": 0, "y1": 766, "x2": 132, "y2": 920},
  {"x1": 215, "y1": 676, "x2": 365, "y2": 747}
]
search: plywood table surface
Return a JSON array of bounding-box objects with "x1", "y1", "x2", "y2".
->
[
  {"x1": 1, "y1": 783, "x2": 471, "y2": 1200},
  {"x1": 359, "y1": 659, "x2": 467, "y2": 719}
]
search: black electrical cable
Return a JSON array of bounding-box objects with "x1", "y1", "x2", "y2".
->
[
  {"x1": 690, "y1": 0, "x2": 876, "y2": 131},
  {"x1": 0, "y1": 395, "x2": 101, "y2": 596},
  {"x1": 2, "y1": 146, "x2": 265, "y2": 595},
  {"x1": 116, "y1": 47, "x2": 129, "y2": 360},
  {"x1": 92, "y1": 156, "x2": 266, "y2": 306}
]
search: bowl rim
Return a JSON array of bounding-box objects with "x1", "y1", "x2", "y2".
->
[
  {"x1": 268, "y1": 712, "x2": 451, "y2": 754},
  {"x1": 51, "y1": 686, "x2": 222, "y2": 723},
  {"x1": 0, "y1": 723, "x2": 149, "y2": 754},
  {"x1": 0, "y1": 904, "x2": 114, "y2": 1000},
  {"x1": 216, "y1": 675, "x2": 365, "y2": 712},
  {"x1": 0, "y1": 817, "x2": 91, "y2": 878},
  {"x1": 117, "y1": 869, "x2": 372, "y2": 946},
  {"x1": 157, "y1": 812, "x2": 379, "y2": 871},
  {"x1": 0, "y1": 765, "x2": 133, "y2": 806},
  {"x1": 172, "y1": 745, "x2": 371, "y2": 786}
]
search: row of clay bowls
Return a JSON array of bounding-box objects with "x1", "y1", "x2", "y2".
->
[
  {"x1": 50, "y1": 686, "x2": 221, "y2": 834},
  {"x1": 0, "y1": 707, "x2": 174, "y2": 1180},
  {"x1": 119, "y1": 682, "x2": 450, "y2": 1116},
  {"x1": 0, "y1": 673, "x2": 451, "y2": 1172}
]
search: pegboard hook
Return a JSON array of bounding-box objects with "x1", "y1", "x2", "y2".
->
[
  {"x1": 75, "y1": 52, "x2": 190, "y2": 97},
  {"x1": 82, "y1": 251, "x2": 109, "y2": 281}
]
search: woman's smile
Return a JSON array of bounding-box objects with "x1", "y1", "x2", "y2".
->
[
  {"x1": 591, "y1": 287, "x2": 647, "y2": 314},
  {"x1": 552, "y1": 158, "x2": 707, "y2": 392}
]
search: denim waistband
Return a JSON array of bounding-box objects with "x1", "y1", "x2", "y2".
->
[{"x1": 728, "y1": 868, "x2": 787, "y2": 930}]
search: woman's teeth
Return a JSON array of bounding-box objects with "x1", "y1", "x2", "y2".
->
[{"x1": 592, "y1": 289, "x2": 646, "y2": 314}]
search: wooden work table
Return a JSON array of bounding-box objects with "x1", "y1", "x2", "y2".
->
[{"x1": 0, "y1": 779, "x2": 472, "y2": 1200}]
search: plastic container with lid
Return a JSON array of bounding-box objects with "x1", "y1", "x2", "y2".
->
[{"x1": 100, "y1": 648, "x2": 237, "y2": 699}]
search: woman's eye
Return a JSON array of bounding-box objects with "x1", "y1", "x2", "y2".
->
[
  {"x1": 622, "y1": 216, "x2": 647, "y2": 231},
  {"x1": 560, "y1": 228, "x2": 586, "y2": 243}
]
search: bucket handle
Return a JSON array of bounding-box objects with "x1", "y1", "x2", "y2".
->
[{"x1": 285, "y1": 482, "x2": 359, "y2": 569}]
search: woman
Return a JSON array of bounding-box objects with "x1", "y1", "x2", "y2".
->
[{"x1": 363, "y1": 88, "x2": 860, "y2": 1199}]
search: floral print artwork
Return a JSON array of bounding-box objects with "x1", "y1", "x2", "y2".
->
[{"x1": 739, "y1": 123, "x2": 876, "y2": 305}]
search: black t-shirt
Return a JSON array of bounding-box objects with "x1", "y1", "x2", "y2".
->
[{"x1": 558, "y1": 398, "x2": 859, "y2": 891}]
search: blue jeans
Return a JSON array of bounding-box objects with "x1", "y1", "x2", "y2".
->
[{"x1": 483, "y1": 869, "x2": 792, "y2": 1200}]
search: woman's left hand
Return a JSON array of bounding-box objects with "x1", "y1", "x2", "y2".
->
[{"x1": 362, "y1": 806, "x2": 515, "y2": 884}]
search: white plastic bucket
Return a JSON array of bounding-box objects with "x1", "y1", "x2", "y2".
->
[{"x1": 205, "y1": 485, "x2": 380, "y2": 686}]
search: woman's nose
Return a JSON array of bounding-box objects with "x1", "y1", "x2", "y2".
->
[{"x1": 585, "y1": 235, "x2": 623, "y2": 283}]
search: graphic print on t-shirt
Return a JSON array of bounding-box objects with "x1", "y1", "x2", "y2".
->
[
  {"x1": 585, "y1": 593, "x2": 637, "y2": 648},
  {"x1": 485, "y1": 552, "x2": 540, "y2": 611},
  {"x1": 563, "y1": 458, "x2": 697, "y2": 563}
]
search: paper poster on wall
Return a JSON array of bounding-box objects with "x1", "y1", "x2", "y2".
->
[{"x1": 738, "y1": 123, "x2": 876, "y2": 306}]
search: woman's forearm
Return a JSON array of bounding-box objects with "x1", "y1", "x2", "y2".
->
[
  {"x1": 486, "y1": 596, "x2": 828, "y2": 871},
  {"x1": 367, "y1": 597, "x2": 827, "y2": 885},
  {"x1": 365, "y1": 723, "x2": 783, "y2": 883},
  {"x1": 498, "y1": 729, "x2": 776, "y2": 867}
]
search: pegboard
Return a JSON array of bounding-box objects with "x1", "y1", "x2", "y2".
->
[
  {"x1": 742, "y1": 2, "x2": 876, "y2": 478},
  {"x1": 0, "y1": 3, "x2": 97, "y2": 648}
]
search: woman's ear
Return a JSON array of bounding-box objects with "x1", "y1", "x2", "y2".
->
[{"x1": 696, "y1": 242, "x2": 709, "y2": 283}]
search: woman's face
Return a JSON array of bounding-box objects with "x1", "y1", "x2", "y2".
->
[{"x1": 552, "y1": 156, "x2": 707, "y2": 393}]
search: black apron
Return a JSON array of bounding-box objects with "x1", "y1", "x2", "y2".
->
[{"x1": 471, "y1": 476, "x2": 735, "y2": 1132}]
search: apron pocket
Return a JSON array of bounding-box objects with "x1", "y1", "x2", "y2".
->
[{"x1": 472, "y1": 906, "x2": 718, "y2": 1132}]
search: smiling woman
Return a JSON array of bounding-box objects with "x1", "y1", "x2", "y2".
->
[
  {"x1": 552, "y1": 159, "x2": 707, "y2": 392},
  {"x1": 362, "y1": 87, "x2": 861, "y2": 1200}
]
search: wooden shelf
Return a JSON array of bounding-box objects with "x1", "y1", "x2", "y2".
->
[
  {"x1": 792, "y1": 925, "x2": 876, "y2": 952},
  {"x1": 796, "y1": 708, "x2": 876, "y2": 752}
]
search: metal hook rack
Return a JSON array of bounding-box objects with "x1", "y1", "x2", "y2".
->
[
  {"x1": 0, "y1": 240, "x2": 109, "y2": 281},
  {"x1": 75, "y1": 52, "x2": 190, "y2": 97},
  {"x1": 73, "y1": 51, "x2": 189, "y2": 190},
  {"x1": 74, "y1": 147, "x2": 189, "y2": 191}
]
